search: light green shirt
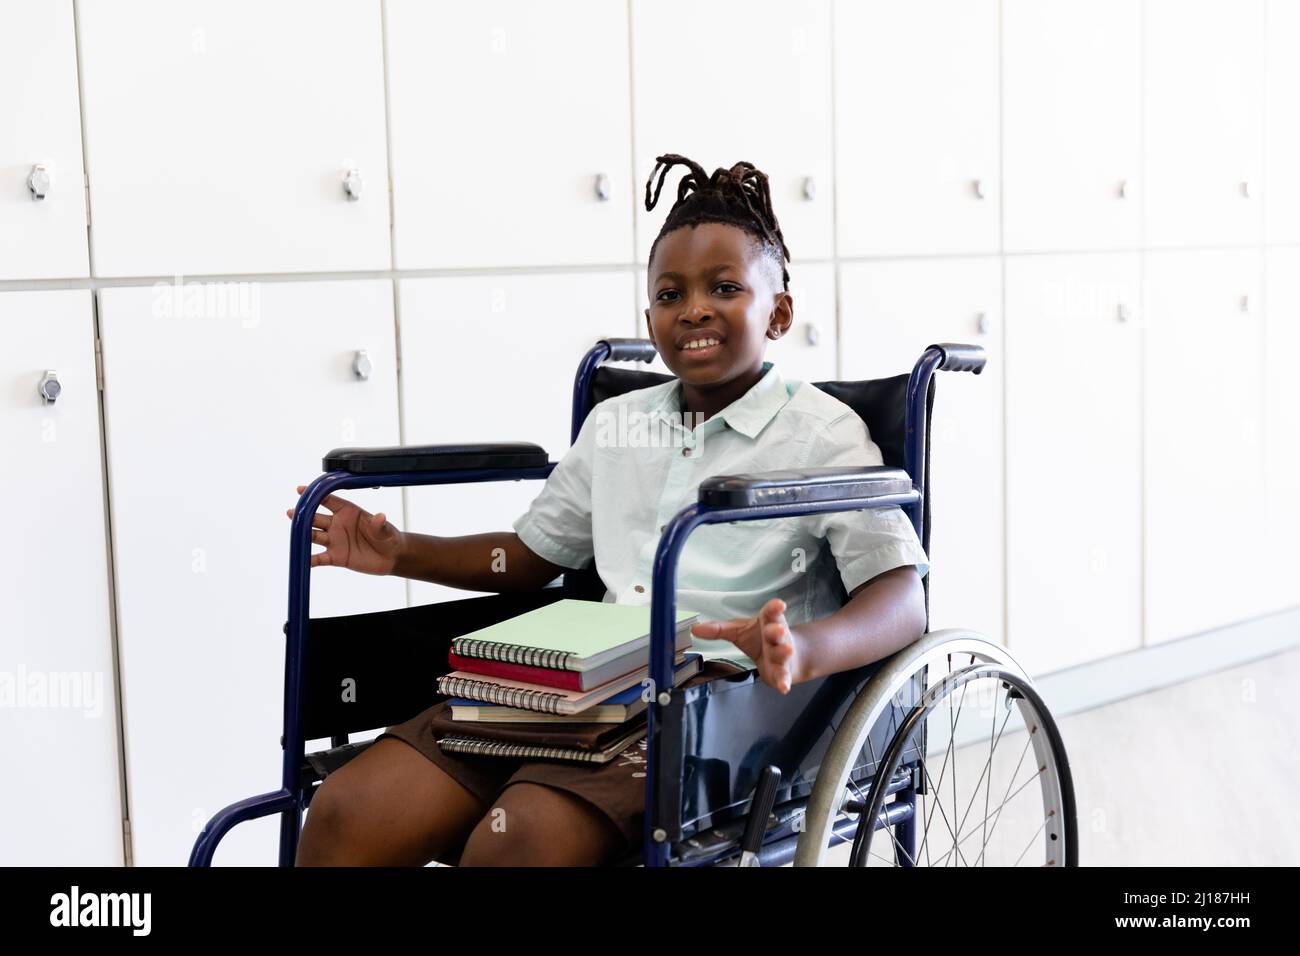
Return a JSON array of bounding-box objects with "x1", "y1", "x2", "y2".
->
[{"x1": 513, "y1": 362, "x2": 930, "y2": 670}]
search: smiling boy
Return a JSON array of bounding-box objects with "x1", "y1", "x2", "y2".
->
[{"x1": 293, "y1": 154, "x2": 930, "y2": 865}]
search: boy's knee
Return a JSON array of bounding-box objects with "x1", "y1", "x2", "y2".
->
[
  {"x1": 296, "y1": 774, "x2": 365, "y2": 864},
  {"x1": 457, "y1": 784, "x2": 622, "y2": 867}
]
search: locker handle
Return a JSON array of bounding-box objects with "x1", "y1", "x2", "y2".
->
[
  {"x1": 352, "y1": 350, "x2": 372, "y2": 380},
  {"x1": 29, "y1": 164, "x2": 51, "y2": 200},
  {"x1": 343, "y1": 168, "x2": 363, "y2": 201},
  {"x1": 38, "y1": 370, "x2": 61, "y2": 404}
]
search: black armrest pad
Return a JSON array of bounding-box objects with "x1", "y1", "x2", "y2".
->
[
  {"x1": 698, "y1": 466, "x2": 913, "y2": 508},
  {"x1": 322, "y1": 442, "x2": 548, "y2": 475}
]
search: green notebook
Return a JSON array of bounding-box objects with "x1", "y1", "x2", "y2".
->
[{"x1": 449, "y1": 599, "x2": 699, "y2": 672}]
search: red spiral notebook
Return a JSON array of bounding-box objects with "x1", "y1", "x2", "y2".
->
[{"x1": 446, "y1": 649, "x2": 688, "y2": 692}]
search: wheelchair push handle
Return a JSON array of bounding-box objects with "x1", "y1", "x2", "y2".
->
[
  {"x1": 927, "y1": 342, "x2": 986, "y2": 375},
  {"x1": 599, "y1": 337, "x2": 657, "y2": 363},
  {"x1": 737, "y1": 765, "x2": 783, "y2": 867}
]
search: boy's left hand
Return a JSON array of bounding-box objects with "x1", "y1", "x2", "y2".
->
[{"x1": 691, "y1": 598, "x2": 800, "y2": 694}]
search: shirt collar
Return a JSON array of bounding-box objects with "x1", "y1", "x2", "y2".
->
[{"x1": 650, "y1": 362, "x2": 790, "y2": 439}]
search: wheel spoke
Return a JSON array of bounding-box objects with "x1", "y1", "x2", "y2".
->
[
  {"x1": 926, "y1": 764, "x2": 1047, "y2": 866},
  {"x1": 1012, "y1": 815, "x2": 1049, "y2": 867},
  {"x1": 951, "y1": 698, "x2": 1014, "y2": 857},
  {"x1": 973, "y1": 732, "x2": 1036, "y2": 867}
]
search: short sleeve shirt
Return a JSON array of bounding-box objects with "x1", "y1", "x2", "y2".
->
[{"x1": 513, "y1": 362, "x2": 930, "y2": 669}]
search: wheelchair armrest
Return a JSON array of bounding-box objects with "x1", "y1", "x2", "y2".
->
[
  {"x1": 697, "y1": 465, "x2": 913, "y2": 509},
  {"x1": 322, "y1": 442, "x2": 548, "y2": 475}
]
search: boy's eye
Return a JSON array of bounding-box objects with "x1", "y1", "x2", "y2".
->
[{"x1": 655, "y1": 283, "x2": 740, "y2": 302}]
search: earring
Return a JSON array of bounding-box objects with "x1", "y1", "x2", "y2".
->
[{"x1": 771, "y1": 329, "x2": 782, "y2": 338}]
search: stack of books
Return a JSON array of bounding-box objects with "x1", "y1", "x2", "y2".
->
[{"x1": 432, "y1": 599, "x2": 702, "y2": 763}]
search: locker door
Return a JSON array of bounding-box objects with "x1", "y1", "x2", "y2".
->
[
  {"x1": 632, "y1": 0, "x2": 834, "y2": 262},
  {"x1": 1263, "y1": 248, "x2": 1300, "y2": 612},
  {"x1": 1004, "y1": 255, "x2": 1143, "y2": 675},
  {"x1": 834, "y1": 0, "x2": 1000, "y2": 257},
  {"x1": 839, "y1": 258, "x2": 1004, "y2": 644},
  {"x1": 1144, "y1": 0, "x2": 1265, "y2": 248},
  {"x1": 0, "y1": 290, "x2": 122, "y2": 864},
  {"x1": 0, "y1": 0, "x2": 89, "y2": 280},
  {"x1": 1003, "y1": 0, "x2": 1142, "y2": 252},
  {"x1": 77, "y1": 0, "x2": 390, "y2": 277},
  {"x1": 385, "y1": 0, "x2": 633, "y2": 269},
  {"x1": 1265, "y1": 0, "x2": 1300, "y2": 244},
  {"x1": 398, "y1": 272, "x2": 637, "y2": 607},
  {"x1": 1144, "y1": 250, "x2": 1266, "y2": 644},
  {"x1": 100, "y1": 280, "x2": 405, "y2": 865}
]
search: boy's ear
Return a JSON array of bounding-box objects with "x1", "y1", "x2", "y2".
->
[
  {"x1": 644, "y1": 308, "x2": 655, "y2": 345},
  {"x1": 767, "y1": 291, "x2": 794, "y2": 340}
]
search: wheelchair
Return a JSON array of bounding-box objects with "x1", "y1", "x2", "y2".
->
[{"x1": 189, "y1": 338, "x2": 1077, "y2": 867}]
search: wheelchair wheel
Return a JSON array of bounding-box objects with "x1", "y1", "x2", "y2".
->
[{"x1": 794, "y1": 629, "x2": 1077, "y2": 867}]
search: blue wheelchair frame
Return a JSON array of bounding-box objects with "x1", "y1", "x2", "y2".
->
[{"x1": 189, "y1": 338, "x2": 982, "y2": 867}]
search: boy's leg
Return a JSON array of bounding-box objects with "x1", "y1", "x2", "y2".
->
[
  {"x1": 457, "y1": 783, "x2": 627, "y2": 867},
  {"x1": 296, "y1": 737, "x2": 488, "y2": 866}
]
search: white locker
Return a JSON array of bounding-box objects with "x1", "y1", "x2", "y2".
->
[
  {"x1": 631, "y1": 0, "x2": 834, "y2": 262},
  {"x1": 77, "y1": 0, "x2": 390, "y2": 277},
  {"x1": 1004, "y1": 255, "x2": 1143, "y2": 675},
  {"x1": 1265, "y1": 0, "x2": 1300, "y2": 244},
  {"x1": 634, "y1": 262, "x2": 837, "y2": 386},
  {"x1": 838, "y1": 258, "x2": 1004, "y2": 645},
  {"x1": 1263, "y1": 248, "x2": 1300, "y2": 612},
  {"x1": 385, "y1": 0, "x2": 632, "y2": 270},
  {"x1": 0, "y1": 0, "x2": 89, "y2": 280},
  {"x1": 399, "y1": 272, "x2": 637, "y2": 607},
  {"x1": 834, "y1": 0, "x2": 1000, "y2": 257},
  {"x1": 99, "y1": 279, "x2": 405, "y2": 865},
  {"x1": 0, "y1": 290, "x2": 122, "y2": 865},
  {"x1": 1144, "y1": 250, "x2": 1266, "y2": 644},
  {"x1": 1144, "y1": 0, "x2": 1265, "y2": 248},
  {"x1": 1003, "y1": 0, "x2": 1142, "y2": 252}
]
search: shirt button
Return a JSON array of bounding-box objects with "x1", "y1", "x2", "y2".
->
[{"x1": 634, "y1": 584, "x2": 645, "y2": 593}]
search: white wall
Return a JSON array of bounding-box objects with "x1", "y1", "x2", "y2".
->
[{"x1": 2, "y1": 0, "x2": 1297, "y2": 865}]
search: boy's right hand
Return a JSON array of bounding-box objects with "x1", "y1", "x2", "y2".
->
[{"x1": 287, "y1": 485, "x2": 404, "y2": 575}]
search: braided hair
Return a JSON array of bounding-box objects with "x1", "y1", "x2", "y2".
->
[{"x1": 644, "y1": 153, "x2": 791, "y2": 292}]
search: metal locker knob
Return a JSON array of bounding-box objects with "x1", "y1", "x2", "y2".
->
[
  {"x1": 594, "y1": 172, "x2": 611, "y2": 201},
  {"x1": 38, "y1": 370, "x2": 61, "y2": 404},
  {"x1": 352, "y1": 350, "x2": 372, "y2": 380},
  {"x1": 1116, "y1": 303, "x2": 1132, "y2": 323},
  {"x1": 1240, "y1": 180, "x2": 1253, "y2": 199},
  {"x1": 976, "y1": 312, "x2": 991, "y2": 335},
  {"x1": 28, "y1": 164, "x2": 51, "y2": 200},
  {"x1": 972, "y1": 178, "x2": 987, "y2": 199},
  {"x1": 805, "y1": 323, "x2": 821, "y2": 346},
  {"x1": 342, "y1": 168, "x2": 363, "y2": 201},
  {"x1": 802, "y1": 176, "x2": 817, "y2": 201},
  {"x1": 1240, "y1": 294, "x2": 1251, "y2": 313},
  {"x1": 1117, "y1": 179, "x2": 1129, "y2": 200}
]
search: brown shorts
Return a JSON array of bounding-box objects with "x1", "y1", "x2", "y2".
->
[{"x1": 374, "y1": 660, "x2": 749, "y2": 855}]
